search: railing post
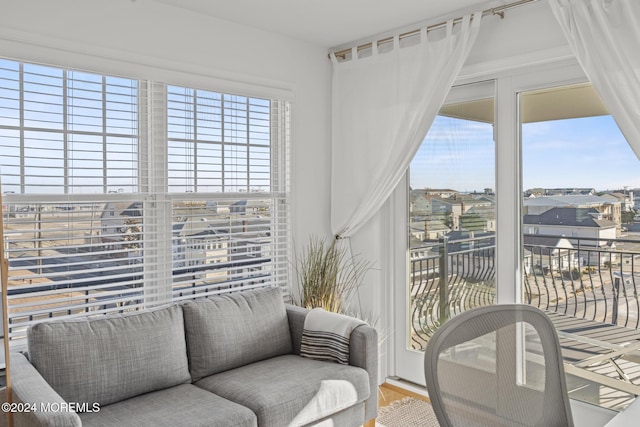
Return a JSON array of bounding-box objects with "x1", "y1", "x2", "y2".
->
[
  {"x1": 439, "y1": 236, "x2": 450, "y2": 325},
  {"x1": 613, "y1": 277, "x2": 620, "y2": 325}
]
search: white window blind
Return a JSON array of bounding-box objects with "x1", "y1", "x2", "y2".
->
[
  {"x1": 0, "y1": 59, "x2": 291, "y2": 341},
  {"x1": 166, "y1": 87, "x2": 272, "y2": 193},
  {"x1": 164, "y1": 84, "x2": 289, "y2": 300}
]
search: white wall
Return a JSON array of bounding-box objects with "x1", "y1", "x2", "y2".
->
[{"x1": 0, "y1": 0, "x2": 334, "y2": 257}]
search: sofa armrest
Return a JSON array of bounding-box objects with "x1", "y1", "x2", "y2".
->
[
  {"x1": 350, "y1": 323, "x2": 378, "y2": 421},
  {"x1": 285, "y1": 304, "x2": 308, "y2": 355},
  {"x1": 285, "y1": 304, "x2": 379, "y2": 421},
  {"x1": 10, "y1": 352, "x2": 82, "y2": 427}
]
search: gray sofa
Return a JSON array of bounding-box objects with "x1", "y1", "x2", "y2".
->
[{"x1": 11, "y1": 287, "x2": 378, "y2": 427}]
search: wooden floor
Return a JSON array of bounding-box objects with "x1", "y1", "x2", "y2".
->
[
  {"x1": 362, "y1": 383, "x2": 432, "y2": 427},
  {"x1": 378, "y1": 382, "x2": 430, "y2": 408}
]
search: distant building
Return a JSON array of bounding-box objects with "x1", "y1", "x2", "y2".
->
[
  {"x1": 431, "y1": 198, "x2": 462, "y2": 231},
  {"x1": 460, "y1": 195, "x2": 495, "y2": 232},
  {"x1": 100, "y1": 202, "x2": 143, "y2": 250},
  {"x1": 419, "y1": 188, "x2": 458, "y2": 198},
  {"x1": 99, "y1": 200, "x2": 270, "y2": 279},
  {"x1": 523, "y1": 194, "x2": 621, "y2": 229},
  {"x1": 525, "y1": 187, "x2": 597, "y2": 197},
  {"x1": 632, "y1": 188, "x2": 640, "y2": 211},
  {"x1": 523, "y1": 235, "x2": 578, "y2": 275},
  {"x1": 410, "y1": 219, "x2": 450, "y2": 241},
  {"x1": 410, "y1": 189, "x2": 497, "y2": 236},
  {"x1": 410, "y1": 191, "x2": 433, "y2": 216},
  {"x1": 171, "y1": 215, "x2": 271, "y2": 283},
  {"x1": 601, "y1": 191, "x2": 634, "y2": 212},
  {"x1": 523, "y1": 207, "x2": 617, "y2": 247}
]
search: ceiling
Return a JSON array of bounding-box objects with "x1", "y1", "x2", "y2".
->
[
  {"x1": 439, "y1": 84, "x2": 609, "y2": 124},
  {"x1": 153, "y1": 0, "x2": 491, "y2": 48}
]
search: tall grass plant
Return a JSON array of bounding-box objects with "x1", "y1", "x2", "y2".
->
[{"x1": 294, "y1": 235, "x2": 371, "y2": 313}]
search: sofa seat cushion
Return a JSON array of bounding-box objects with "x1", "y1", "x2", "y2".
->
[
  {"x1": 195, "y1": 354, "x2": 370, "y2": 427},
  {"x1": 79, "y1": 384, "x2": 257, "y2": 427},
  {"x1": 26, "y1": 304, "x2": 191, "y2": 407},
  {"x1": 182, "y1": 287, "x2": 292, "y2": 381}
]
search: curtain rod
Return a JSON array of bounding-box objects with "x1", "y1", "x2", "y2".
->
[{"x1": 329, "y1": 0, "x2": 539, "y2": 60}]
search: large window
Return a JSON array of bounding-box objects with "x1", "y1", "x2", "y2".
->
[{"x1": 0, "y1": 59, "x2": 290, "y2": 341}]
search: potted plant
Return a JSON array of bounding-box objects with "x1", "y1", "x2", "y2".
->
[{"x1": 293, "y1": 235, "x2": 371, "y2": 314}]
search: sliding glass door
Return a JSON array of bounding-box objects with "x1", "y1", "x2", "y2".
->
[{"x1": 394, "y1": 59, "x2": 640, "y2": 413}]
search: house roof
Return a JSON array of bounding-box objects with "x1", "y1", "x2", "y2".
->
[
  {"x1": 523, "y1": 235, "x2": 573, "y2": 249},
  {"x1": 100, "y1": 202, "x2": 142, "y2": 219},
  {"x1": 523, "y1": 207, "x2": 617, "y2": 228},
  {"x1": 601, "y1": 192, "x2": 627, "y2": 202},
  {"x1": 523, "y1": 195, "x2": 616, "y2": 208},
  {"x1": 410, "y1": 220, "x2": 450, "y2": 233},
  {"x1": 173, "y1": 216, "x2": 271, "y2": 239},
  {"x1": 523, "y1": 235, "x2": 575, "y2": 257}
]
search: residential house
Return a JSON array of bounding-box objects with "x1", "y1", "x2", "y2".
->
[
  {"x1": 459, "y1": 194, "x2": 496, "y2": 232},
  {"x1": 431, "y1": 197, "x2": 462, "y2": 231},
  {"x1": 409, "y1": 189, "x2": 435, "y2": 216},
  {"x1": 522, "y1": 235, "x2": 578, "y2": 276},
  {"x1": 602, "y1": 191, "x2": 635, "y2": 213},
  {"x1": 523, "y1": 206, "x2": 619, "y2": 268},
  {"x1": 523, "y1": 194, "x2": 622, "y2": 228},
  {"x1": 172, "y1": 214, "x2": 271, "y2": 290},
  {"x1": 409, "y1": 219, "x2": 450, "y2": 242},
  {"x1": 100, "y1": 201, "x2": 143, "y2": 252},
  {"x1": 632, "y1": 188, "x2": 640, "y2": 212},
  {"x1": 523, "y1": 207, "x2": 617, "y2": 247},
  {"x1": 419, "y1": 188, "x2": 459, "y2": 199}
]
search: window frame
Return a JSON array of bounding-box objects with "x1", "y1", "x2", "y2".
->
[{"x1": 494, "y1": 59, "x2": 589, "y2": 303}]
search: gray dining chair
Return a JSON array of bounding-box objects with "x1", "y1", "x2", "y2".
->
[{"x1": 424, "y1": 304, "x2": 574, "y2": 427}]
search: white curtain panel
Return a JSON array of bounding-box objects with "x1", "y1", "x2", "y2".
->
[
  {"x1": 548, "y1": 0, "x2": 640, "y2": 159},
  {"x1": 330, "y1": 12, "x2": 482, "y2": 239}
]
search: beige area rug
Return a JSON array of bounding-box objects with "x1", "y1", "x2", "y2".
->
[{"x1": 376, "y1": 397, "x2": 440, "y2": 427}]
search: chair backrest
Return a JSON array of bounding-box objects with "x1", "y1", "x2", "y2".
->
[{"x1": 424, "y1": 304, "x2": 574, "y2": 427}]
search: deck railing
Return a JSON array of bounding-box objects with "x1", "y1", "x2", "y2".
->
[
  {"x1": 524, "y1": 235, "x2": 640, "y2": 329},
  {"x1": 410, "y1": 233, "x2": 640, "y2": 351}
]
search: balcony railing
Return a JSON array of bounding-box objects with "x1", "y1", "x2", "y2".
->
[
  {"x1": 410, "y1": 234, "x2": 496, "y2": 350},
  {"x1": 524, "y1": 236, "x2": 640, "y2": 329},
  {"x1": 410, "y1": 233, "x2": 640, "y2": 351}
]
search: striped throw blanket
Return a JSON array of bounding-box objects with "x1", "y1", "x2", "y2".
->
[{"x1": 300, "y1": 308, "x2": 365, "y2": 365}]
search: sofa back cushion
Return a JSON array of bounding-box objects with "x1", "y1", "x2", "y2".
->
[
  {"x1": 27, "y1": 304, "x2": 191, "y2": 407},
  {"x1": 182, "y1": 287, "x2": 292, "y2": 381}
]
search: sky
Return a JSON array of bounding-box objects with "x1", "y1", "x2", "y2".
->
[{"x1": 410, "y1": 114, "x2": 640, "y2": 193}]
